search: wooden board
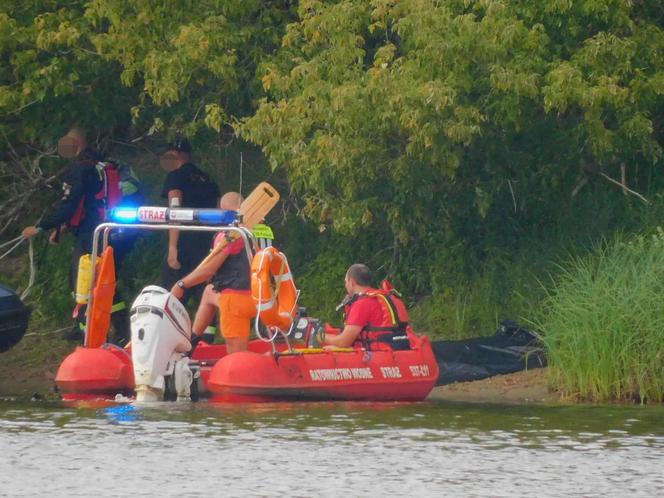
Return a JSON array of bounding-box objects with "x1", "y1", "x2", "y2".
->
[
  {"x1": 238, "y1": 182, "x2": 280, "y2": 229},
  {"x1": 197, "y1": 182, "x2": 280, "y2": 266}
]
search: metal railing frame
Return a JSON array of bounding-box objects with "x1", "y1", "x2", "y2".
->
[{"x1": 84, "y1": 222, "x2": 255, "y2": 347}]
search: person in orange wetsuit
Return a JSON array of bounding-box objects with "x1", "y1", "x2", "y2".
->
[
  {"x1": 170, "y1": 192, "x2": 255, "y2": 354},
  {"x1": 324, "y1": 264, "x2": 411, "y2": 351}
]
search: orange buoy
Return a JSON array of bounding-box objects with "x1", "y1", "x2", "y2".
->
[
  {"x1": 251, "y1": 247, "x2": 297, "y2": 331},
  {"x1": 86, "y1": 246, "x2": 116, "y2": 348}
]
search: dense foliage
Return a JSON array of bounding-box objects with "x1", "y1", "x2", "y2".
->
[
  {"x1": 242, "y1": 0, "x2": 664, "y2": 293},
  {"x1": 0, "y1": 0, "x2": 297, "y2": 143},
  {"x1": 1, "y1": 1, "x2": 664, "y2": 345}
]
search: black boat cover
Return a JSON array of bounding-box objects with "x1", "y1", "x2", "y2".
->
[
  {"x1": 0, "y1": 283, "x2": 31, "y2": 353},
  {"x1": 432, "y1": 320, "x2": 546, "y2": 385}
]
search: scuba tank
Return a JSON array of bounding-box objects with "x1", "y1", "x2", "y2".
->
[{"x1": 75, "y1": 254, "x2": 100, "y2": 304}]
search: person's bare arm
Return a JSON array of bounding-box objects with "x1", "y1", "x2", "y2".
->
[
  {"x1": 170, "y1": 249, "x2": 229, "y2": 298},
  {"x1": 167, "y1": 189, "x2": 183, "y2": 269},
  {"x1": 185, "y1": 250, "x2": 228, "y2": 287},
  {"x1": 324, "y1": 324, "x2": 362, "y2": 348}
]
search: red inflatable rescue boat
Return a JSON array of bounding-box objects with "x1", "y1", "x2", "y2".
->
[
  {"x1": 56, "y1": 328, "x2": 439, "y2": 402},
  {"x1": 54, "y1": 195, "x2": 439, "y2": 402},
  {"x1": 204, "y1": 333, "x2": 438, "y2": 402},
  {"x1": 56, "y1": 344, "x2": 134, "y2": 400}
]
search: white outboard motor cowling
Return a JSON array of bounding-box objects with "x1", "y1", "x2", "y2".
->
[{"x1": 130, "y1": 286, "x2": 194, "y2": 402}]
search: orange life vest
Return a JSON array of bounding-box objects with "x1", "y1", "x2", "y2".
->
[{"x1": 344, "y1": 282, "x2": 411, "y2": 351}]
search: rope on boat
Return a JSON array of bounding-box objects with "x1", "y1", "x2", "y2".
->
[
  {"x1": 277, "y1": 347, "x2": 355, "y2": 356},
  {"x1": 23, "y1": 325, "x2": 71, "y2": 338}
]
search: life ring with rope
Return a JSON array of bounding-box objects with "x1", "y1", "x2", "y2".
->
[{"x1": 251, "y1": 246, "x2": 298, "y2": 331}]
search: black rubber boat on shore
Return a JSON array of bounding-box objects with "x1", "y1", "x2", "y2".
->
[
  {"x1": 432, "y1": 320, "x2": 547, "y2": 385},
  {"x1": 0, "y1": 283, "x2": 31, "y2": 353}
]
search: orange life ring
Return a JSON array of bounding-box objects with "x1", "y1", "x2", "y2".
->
[{"x1": 251, "y1": 247, "x2": 298, "y2": 331}]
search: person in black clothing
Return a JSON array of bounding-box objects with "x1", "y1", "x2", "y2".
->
[
  {"x1": 159, "y1": 138, "x2": 220, "y2": 304},
  {"x1": 22, "y1": 128, "x2": 131, "y2": 344}
]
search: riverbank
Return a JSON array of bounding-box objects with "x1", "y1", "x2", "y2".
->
[
  {"x1": 0, "y1": 332, "x2": 558, "y2": 403},
  {"x1": 429, "y1": 368, "x2": 559, "y2": 405},
  {"x1": 0, "y1": 330, "x2": 74, "y2": 398}
]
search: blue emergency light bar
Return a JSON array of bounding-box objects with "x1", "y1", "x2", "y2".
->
[
  {"x1": 197, "y1": 209, "x2": 238, "y2": 225},
  {"x1": 108, "y1": 206, "x2": 239, "y2": 226},
  {"x1": 110, "y1": 207, "x2": 139, "y2": 223}
]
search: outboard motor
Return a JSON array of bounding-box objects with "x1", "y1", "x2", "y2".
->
[{"x1": 130, "y1": 286, "x2": 200, "y2": 402}]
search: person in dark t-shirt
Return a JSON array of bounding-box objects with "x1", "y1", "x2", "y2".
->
[{"x1": 159, "y1": 138, "x2": 220, "y2": 304}]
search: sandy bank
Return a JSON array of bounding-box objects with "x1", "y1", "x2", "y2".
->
[{"x1": 428, "y1": 368, "x2": 559, "y2": 405}]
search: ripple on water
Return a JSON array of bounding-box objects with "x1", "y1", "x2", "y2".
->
[{"x1": 0, "y1": 400, "x2": 663, "y2": 497}]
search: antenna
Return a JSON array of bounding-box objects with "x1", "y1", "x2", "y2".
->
[{"x1": 239, "y1": 151, "x2": 243, "y2": 196}]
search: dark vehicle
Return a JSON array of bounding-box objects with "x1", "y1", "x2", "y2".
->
[{"x1": 0, "y1": 283, "x2": 31, "y2": 353}]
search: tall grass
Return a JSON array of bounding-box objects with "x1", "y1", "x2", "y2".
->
[{"x1": 536, "y1": 230, "x2": 664, "y2": 403}]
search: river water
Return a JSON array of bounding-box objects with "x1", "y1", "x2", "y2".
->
[{"x1": 1, "y1": 398, "x2": 662, "y2": 497}]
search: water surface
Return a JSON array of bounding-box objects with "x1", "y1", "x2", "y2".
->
[{"x1": 1, "y1": 398, "x2": 662, "y2": 497}]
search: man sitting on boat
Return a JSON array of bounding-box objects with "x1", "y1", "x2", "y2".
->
[
  {"x1": 324, "y1": 264, "x2": 412, "y2": 351},
  {"x1": 170, "y1": 192, "x2": 256, "y2": 354}
]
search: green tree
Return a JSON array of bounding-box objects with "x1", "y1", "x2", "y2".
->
[
  {"x1": 241, "y1": 0, "x2": 664, "y2": 295},
  {"x1": 2, "y1": 0, "x2": 664, "y2": 338},
  {"x1": 0, "y1": 0, "x2": 297, "y2": 145}
]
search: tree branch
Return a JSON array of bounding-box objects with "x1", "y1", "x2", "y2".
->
[
  {"x1": 599, "y1": 172, "x2": 649, "y2": 204},
  {"x1": 571, "y1": 176, "x2": 588, "y2": 198},
  {"x1": 507, "y1": 179, "x2": 517, "y2": 212}
]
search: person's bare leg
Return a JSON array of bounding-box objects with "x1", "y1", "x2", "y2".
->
[
  {"x1": 225, "y1": 337, "x2": 249, "y2": 354},
  {"x1": 192, "y1": 284, "x2": 218, "y2": 335}
]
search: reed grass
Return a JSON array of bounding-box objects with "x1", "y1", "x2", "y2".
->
[{"x1": 536, "y1": 230, "x2": 664, "y2": 403}]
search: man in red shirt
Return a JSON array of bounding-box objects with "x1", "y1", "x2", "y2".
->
[
  {"x1": 324, "y1": 264, "x2": 412, "y2": 350},
  {"x1": 324, "y1": 264, "x2": 385, "y2": 348}
]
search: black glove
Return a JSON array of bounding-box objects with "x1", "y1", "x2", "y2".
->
[
  {"x1": 190, "y1": 331, "x2": 215, "y2": 349},
  {"x1": 309, "y1": 322, "x2": 326, "y2": 348}
]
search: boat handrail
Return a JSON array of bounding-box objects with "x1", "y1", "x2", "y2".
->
[{"x1": 84, "y1": 219, "x2": 256, "y2": 347}]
